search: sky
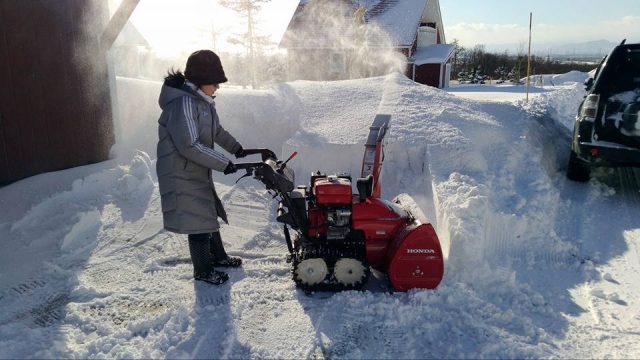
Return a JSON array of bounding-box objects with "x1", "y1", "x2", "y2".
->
[
  {"x1": 3, "y1": 68, "x2": 640, "y2": 358},
  {"x1": 115, "y1": 0, "x2": 640, "y2": 56},
  {"x1": 439, "y1": 0, "x2": 640, "y2": 49}
]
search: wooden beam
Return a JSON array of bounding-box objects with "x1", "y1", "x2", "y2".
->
[{"x1": 99, "y1": 0, "x2": 140, "y2": 52}]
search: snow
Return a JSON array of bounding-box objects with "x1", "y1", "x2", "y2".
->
[
  {"x1": 3, "y1": 70, "x2": 640, "y2": 359},
  {"x1": 367, "y1": 0, "x2": 428, "y2": 47},
  {"x1": 410, "y1": 44, "x2": 455, "y2": 65},
  {"x1": 283, "y1": 0, "x2": 428, "y2": 49}
]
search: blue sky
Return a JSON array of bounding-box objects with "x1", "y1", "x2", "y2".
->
[
  {"x1": 440, "y1": 0, "x2": 636, "y2": 26},
  {"x1": 438, "y1": 0, "x2": 639, "y2": 47}
]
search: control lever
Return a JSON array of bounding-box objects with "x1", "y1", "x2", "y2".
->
[
  {"x1": 234, "y1": 161, "x2": 264, "y2": 184},
  {"x1": 279, "y1": 151, "x2": 298, "y2": 171},
  {"x1": 235, "y1": 167, "x2": 254, "y2": 184}
]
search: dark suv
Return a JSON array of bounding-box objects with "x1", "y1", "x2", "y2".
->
[{"x1": 567, "y1": 40, "x2": 640, "y2": 181}]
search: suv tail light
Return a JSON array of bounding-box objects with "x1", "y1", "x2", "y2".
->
[{"x1": 582, "y1": 94, "x2": 600, "y2": 119}]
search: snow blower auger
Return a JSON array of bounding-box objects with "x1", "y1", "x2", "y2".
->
[{"x1": 235, "y1": 114, "x2": 444, "y2": 292}]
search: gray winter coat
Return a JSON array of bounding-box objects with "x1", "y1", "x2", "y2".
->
[{"x1": 156, "y1": 83, "x2": 241, "y2": 234}]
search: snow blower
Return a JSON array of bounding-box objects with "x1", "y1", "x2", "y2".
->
[{"x1": 235, "y1": 114, "x2": 444, "y2": 292}]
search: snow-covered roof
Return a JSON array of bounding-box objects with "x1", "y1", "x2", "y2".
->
[
  {"x1": 410, "y1": 44, "x2": 454, "y2": 65},
  {"x1": 280, "y1": 0, "x2": 432, "y2": 49},
  {"x1": 365, "y1": 0, "x2": 428, "y2": 47}
]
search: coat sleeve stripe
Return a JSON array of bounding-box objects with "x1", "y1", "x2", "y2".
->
[
  {"x1": 183, "y1": 96, "x2": 229, "y2": 164},
  {"x1": 196, "y1": 143, "x2": 228, "y2": 162},
  {"x1": 183, "y1": 97, "x2": 198, "y2": 142}
]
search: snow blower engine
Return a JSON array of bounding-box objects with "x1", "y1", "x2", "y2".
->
[{"x1": 235, "y1": 114, "x2": 444, "y2": 292}]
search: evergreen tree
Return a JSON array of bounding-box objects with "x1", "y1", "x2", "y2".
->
[
  {"x1": 471, "y1": 65, "x2": 487, "y2": 84},
  {"x1": 457, "y1": 69, "x2": 469, "y2": 84},
  {"x1": 508, "y1": 67, "x2": 524, "y2": 85},
  {"x1": 494, "y1": 65, "x2": 510, "y2": 83}
]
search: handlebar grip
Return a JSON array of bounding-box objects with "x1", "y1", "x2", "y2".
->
[{"x1": 239, "y1": 148, "x2": 277, "y2": 161}]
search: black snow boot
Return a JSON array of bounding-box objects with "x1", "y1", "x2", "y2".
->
[
  {"x1": 188, "y1": 234, "x2": 229, "y2": 285},
  {"x1": 210, "y1": 232, "x2": 243, "y2": 268}
]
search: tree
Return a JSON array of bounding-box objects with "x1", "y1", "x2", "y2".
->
[
  {"x1": 471, "y1": 65, "x2": 487, "y2": 84},
  {"x1": 218, "y1": 0, "x2": 273, "y2": 88},
  {"x1": 457, "y1": 68, "x2": 470, "y2": 83},
  {"x1": 451, "y1": 39, "x2": 465, "y2": 77},
  {"x1": 508, "y1": 41, "x2": 527, "y2": 85},
  {"x1": 494, "y1": 65, "x2": 510, "y2": 83},
  {"x1": 221, "y1": 52, "x2": 250, "y2": 87},
  {"x1": 446, "y1": 40, "x2": 597, "y2": 84}
]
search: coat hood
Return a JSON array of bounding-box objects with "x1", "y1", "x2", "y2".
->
[{"x1": 158, "y1": 84, "x2": 194, "y2": 110}]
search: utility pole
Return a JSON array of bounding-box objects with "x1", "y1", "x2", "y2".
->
[
  {"x1": 526, "y1": 12, "x2": 532, "y2": 104},
  {"x1": 248, "y1": 5, "x2": 256, "y2": 88}
]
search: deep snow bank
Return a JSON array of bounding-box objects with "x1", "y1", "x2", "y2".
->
[{"x1": 282, "y1": 74, "x2": 585, "y2": 287}]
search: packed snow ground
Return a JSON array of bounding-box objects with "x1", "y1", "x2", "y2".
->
[{"x1": 2, "y1": 71, "x2": 640, "y2": 359}]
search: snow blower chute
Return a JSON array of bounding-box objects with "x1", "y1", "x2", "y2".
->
[{"x1": 235, "y1": 114, "x2": 444, "y2": 291}]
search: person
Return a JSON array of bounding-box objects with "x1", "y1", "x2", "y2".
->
[{"x1": 156, "y1": 50, "x2": 248, "y2": 285}]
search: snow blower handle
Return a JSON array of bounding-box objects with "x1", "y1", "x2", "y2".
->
[
  {"x1": 233, "y1": 148, "x2": 278, "y2": 175},
  {"x1": 233, "y1": 161, "x2": 264, "y2": 184},
  {"x1": 232, "y1": 149, "x2": 278, "y2": 183},
  {"x1": 236, "y1": 148, "x2": 278, "y2": 162}
]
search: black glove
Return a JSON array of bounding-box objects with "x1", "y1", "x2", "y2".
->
[
  {"x1": 234, "y1": 146, "x2": 247, "y2": 159},
  {"x1": 223, "y1": 161, "x2": 237, "y2": 175}
]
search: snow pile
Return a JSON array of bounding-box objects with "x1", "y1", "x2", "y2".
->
[
  {"x1": 2, "y1": 71, "x2": 640, "y2": 359},
  {"x1": 532, "y1": 81, "x2": 587, "y2": 130},
  {"x1": 543, "y1": 70, "x2": 591, "y2": 86}
]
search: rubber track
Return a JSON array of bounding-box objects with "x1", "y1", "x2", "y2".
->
[{"x1": 291, "y1": 246, "x2": 370, "y2": 292}]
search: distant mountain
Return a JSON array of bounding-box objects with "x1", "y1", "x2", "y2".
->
[
  {"x1": 485, "y1": 39, "x2": 621, "y2": 56},
  {"x1": 539, "y1": 39, "x2": 619, "y2": 56}
]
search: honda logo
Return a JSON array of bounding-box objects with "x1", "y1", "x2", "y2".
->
[{"x1": 407, "y1": 248, "x2": 436, "y2": 254}]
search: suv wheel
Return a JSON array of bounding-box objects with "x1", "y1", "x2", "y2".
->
[{"x1": 567, "y1": 149, "x2": 590, "y2": 182}]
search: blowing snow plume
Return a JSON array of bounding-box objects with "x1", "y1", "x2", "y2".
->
[{"x1": 280, "y1": 0, "x2": 406, "y2": 81}]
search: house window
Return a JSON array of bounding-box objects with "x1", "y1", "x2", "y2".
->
[{"x1": 330, "y1": 52, "x2": 346, "y2": 73}]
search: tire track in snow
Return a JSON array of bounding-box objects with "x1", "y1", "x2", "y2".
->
[
  {"x1": 0, "y1": 275, "x2": 70, "y2": 328},
  {"x1": 319, "y1": 304, "x2": 370, "y2": 358},
  {"x1": 0, "y1": 157, "x2": 295, "y2": 357},
  {"x1": 483, "y1": 207, "x2": 574, "y2": 268},
  {"x1": 559, "y1": 166, "x2": 640, "y2": 356},
  {"x1": 617, "y1": 167, "x2": 640, "y2": 269},
  {"x1": 481, "y1": 114, "x2": 578, "y2": 270},
  {"x1": 618, "y1": 167, "x2": 640, "y2": 209},
  {"x1": 9, "y1": 278, "x2": 47, "y2": 296}
]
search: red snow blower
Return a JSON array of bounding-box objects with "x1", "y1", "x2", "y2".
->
[{"x1": 235, "y1": 115, "x2": 444, "y2": 292}]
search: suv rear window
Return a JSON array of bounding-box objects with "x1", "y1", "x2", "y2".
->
[{"x1": 611, "y1": 49, "x2": 640, "y2": 93}]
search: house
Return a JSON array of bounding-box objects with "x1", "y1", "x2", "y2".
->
[
  {"x1": 279, "y1": 0, "x2": 454, "y2": 88},
  {"x1": 112, "y1": 21, "x2": 150, "y2": 79}
]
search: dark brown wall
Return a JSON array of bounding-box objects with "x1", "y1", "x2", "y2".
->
[
  {"x1": 0, "y1": 0, "x2": 113, "y2": 185},
  {"x1": 415, "y1": 64, "x2": 441, "y2": 88}
]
